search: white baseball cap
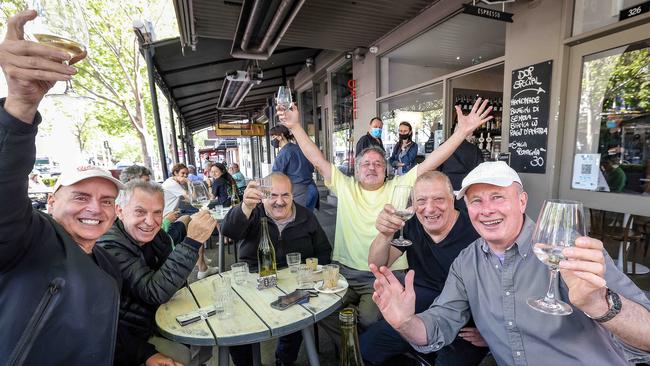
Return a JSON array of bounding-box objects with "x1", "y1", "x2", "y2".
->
[
  {"x1": 456, "y1": 161, "x2": 522, "y2": 200},
  {"x1": 53, "y1": 166, "x2": 125, "y2": 193}
]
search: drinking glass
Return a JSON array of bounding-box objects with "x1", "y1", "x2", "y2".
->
[
  {"x1": 275, "y1": 86, "x2": 293, "y2": 111},
  {"x1": 189, "y1": 181, "x2": 210, "y2": 209},
  {"x1": 527, "y1": 199, "x2": 585, "y2": 316},
  {"x1": 256, "y1": 177, "x2": 272, "y2": 199},
  {"x1": 212, "y1": 276, "x2": 233, "y2": 319},
  {"x1": 25, "y1": 0, "x2": 89, "y2": 99},
  {"x1": 391, "y1": 185, "x2": 414, "y2": 246},
  {"x1": 231, "y1": 262, "x2": 249, "y2": 285},
  {"x1": 286, "y1": 252, "x2": 301, "y2": 273},
  {"x1": 305, "y1": 257, "x2": 318, "y2": 271},
  {"x1": 296, "y1": 264, "x2": 312, "y2": 287},
  {"x1": 322, "y1": 264, "x2": 340, "y2": 289}
]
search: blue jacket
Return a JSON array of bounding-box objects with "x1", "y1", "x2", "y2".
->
[
  {"x1": 0, "y1": 100, "x2": 120, "y2": 366},
  {"x1": 389, "y1": 141, "x2": 418, "y2": 175},
  {"x1": 272, "y1": 143, "x2": 315, "y2": 186}
]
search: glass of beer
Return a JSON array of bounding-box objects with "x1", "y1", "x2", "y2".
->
[
  {"x1": 305, "y1": 257, "x2": 318, "y2": 271},
  {"x1": 322, "y1": 264, "x2": 339, "y2": 289}
]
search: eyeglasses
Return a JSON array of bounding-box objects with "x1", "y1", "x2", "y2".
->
[{"x1": 360, "y1": 162, "x2": 385, "y2": 169}]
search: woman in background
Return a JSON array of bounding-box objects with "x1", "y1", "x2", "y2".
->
[{"x1": 389, "y1": 121, "x2": 418, "y2": 176}]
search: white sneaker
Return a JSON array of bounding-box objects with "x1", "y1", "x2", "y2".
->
[{"x1": 197, "y1": 266, "x2": 219, "y2": 280}]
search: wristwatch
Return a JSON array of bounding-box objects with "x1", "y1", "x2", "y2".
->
[{"x1": 586, "y1": 288, "x2": 622, "y2": 323}]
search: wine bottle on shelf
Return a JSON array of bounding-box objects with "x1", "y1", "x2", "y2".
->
[
  {"x1": 257, "y1": 217, "x2": 277, "y2": 278},
  {"x1": 339, "y1": 308, "x2": 364, "y2": 366}
]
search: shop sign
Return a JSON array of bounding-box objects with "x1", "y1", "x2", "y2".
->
[
  {"x1": 508, "y1": 60, "x2": 552, "y2": 174},
  {"x1": 462, "y1": 4, "x2": 513, "y2": 23},
  {"x1": 347, "y1": 79, "x2": 357, "y2": 120},
  {"x1": 619, "y1": 1, "x2": 650, "y2": 21}
]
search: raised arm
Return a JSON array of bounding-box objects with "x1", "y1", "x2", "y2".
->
[
  {"x1": 417, "y1": 99, "x2": 493, "y2": 176},
  {"x1": 276, "y1": 105, "x2": 332, "y2": 182},
  {"x1": 369, "y1": 204, "x2": 406, "y2": 268}
]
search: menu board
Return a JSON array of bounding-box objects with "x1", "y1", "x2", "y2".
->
[{"x1": 508, "y1": 60, "x2": 552, "y2": 174}]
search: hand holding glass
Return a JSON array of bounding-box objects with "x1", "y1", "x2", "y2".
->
[
  {"x1": 189, "y1": 181, "x2": 210, "y2": 210},
  {"x1": 528, "y1": 199, "x2": 585, "y2": 316},
  {"x1": 391, "y1": 185, "x2": 414, "y2": 247},
  {"x1": 276, "y1": 86, "x2": 293, "y2": 111}
]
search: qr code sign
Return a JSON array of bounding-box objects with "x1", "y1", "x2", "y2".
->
[{"x1": 581, "y1": 164, "x2": 592, "y2": 174}]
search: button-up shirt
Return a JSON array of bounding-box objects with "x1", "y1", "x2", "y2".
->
[{"x1": 412, "y1": 215, "x2": 650, "y2": 365}]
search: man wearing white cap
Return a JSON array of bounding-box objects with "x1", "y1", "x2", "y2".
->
[
  {"x1": 370, "y1": 161, "x2": 650, "y2": 365},
  {"x1": 0, "y1": 11, "x2": 122, "y2": 365}
]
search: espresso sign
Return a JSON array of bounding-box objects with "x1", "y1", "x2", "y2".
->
[
  {"x1": 462, "y1": 4, "x2": 514, "y2": 22},
  {"x1": 508, "y1": 60, "x2": 552, "y2": 174}
]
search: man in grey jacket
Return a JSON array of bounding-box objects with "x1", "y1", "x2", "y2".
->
[{"x1": 98, "y1": 180, "x2": 216, "y2": 366}]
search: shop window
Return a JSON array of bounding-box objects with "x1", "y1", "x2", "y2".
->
[
  {"x1": 378, "y1": 83, "x2": 444, "y2": 161},
  {"x1": 331, "y1": 62, "x2": 354, "y2": 175},
  {"x1": 378, "y1": 13, "x2": 504, "y2": 96},
  {"x1": 573, "y1": 0, "x2": 648, "y2": 36},
  {"x1": 573, "y1": 40, "x2": 650, "y2": 195},
  {"x1": 300, "y1": 89, "x2": 316, "y2": 143}
]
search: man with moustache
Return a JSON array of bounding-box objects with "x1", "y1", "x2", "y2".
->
[
  {"x1": 0, "y1": 10, "x2": 125, "y2": 366},
  {"x1": 361, "y1": 171, "x2": 487, "y2": 365},
  {"x1": 276, "y1": 97, "x2": 493, "y2": 340},
  {"x1": 98, "y1": 180, "x2": 216, "y2": 366},
  {"x1": 221, "y1": 172, "x2": 331, "y2": 366},
  {"x1": 370, "y1": 161, "x2": 650, "y2": 365}
]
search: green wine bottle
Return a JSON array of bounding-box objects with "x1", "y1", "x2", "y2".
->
[
  {"x1": 339, "y1": 308, "x2": 364, "y2": 366},
  {"x1": 257, "y1": 217, "x2": 277, "y2": 277}
]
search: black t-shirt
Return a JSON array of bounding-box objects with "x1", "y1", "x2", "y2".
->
[{"x1": 396, "y1": 210, "x2": 479, "y2": 294}]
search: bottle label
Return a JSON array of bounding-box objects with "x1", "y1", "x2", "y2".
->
[{"x1": 257, "y1": 274, "x2": 277, "y2": 290}]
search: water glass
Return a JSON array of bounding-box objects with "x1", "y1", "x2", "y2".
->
[
  {"x1": 275, "y1": 86, "x2": 293, "y2": 110},
  {"x1": 286, "y1": 252, "x2": 301, "y2": 273},
  {"x1": 231, "y1": 262, "x2": 249, "y2": 285},
  {"x1": 256, "y1": 177, "x2": 272, "y2": 199},
  {"x1": 212, "y1": 277, "x2": 233, "y2": 319},
  {"x1": 323, "y1": 264, "x2": 340, "y2": 289},
  {"x1": 296, "y1": 264, "x2": 312, "y2": 287},
  {"x1": 305, "y1": 257, "x2": 318, "y2": 271}
]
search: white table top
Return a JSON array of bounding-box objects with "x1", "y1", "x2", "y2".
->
[{"x1": 156, "y1": 267, "x2": 343, "y2": 347}]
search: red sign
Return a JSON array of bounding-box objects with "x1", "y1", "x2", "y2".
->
[{"x1": 347, "y1": 79, "x2": 357, "y2": 120}]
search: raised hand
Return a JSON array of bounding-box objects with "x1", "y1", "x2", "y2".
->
[
  {"x1": 242, "y1": 180, "x2": 263, "y2": 210},
  {"x1": 559, "y1": 236, "x2": 608, "y2": 316},
  {"x1": 375, "y1": 204, "x2": 404, "y2": 237},
  {"x1": 0, "y1": 10, "x2": 83, "y2": 122},
  {"x1": 369, "y1": 264, "x2": 416, "y2": 330},
  {"x1": 276, "y1": 103, "x2": 301, "y2": 130},
  {"x1": 186, "y1": 210, "x2": 217, "y2": 243},
  {"x1": 455, "y1": 98, "x2": 493, "y2": 137}
]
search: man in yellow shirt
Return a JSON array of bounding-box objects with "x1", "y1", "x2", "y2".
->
[{"x1": 276, "y1": 100, "x2": 492, "y2": 340}]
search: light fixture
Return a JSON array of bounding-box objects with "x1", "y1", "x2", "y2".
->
[
  {"x1": 369, "y1": 46, "x2": 379, "y2": 54},
  {"x1": 217, "y1": 65, "x2": 263, "y2": 110},
  {"x1": 353, "y1": 47, "x2": 368, "y2": 61},
  {"x1": 231, "y1": 0, "x2": 306, "y2": 60},
  {"x1": 305, "y1": 57, "x2": 314, "y2": 71}
]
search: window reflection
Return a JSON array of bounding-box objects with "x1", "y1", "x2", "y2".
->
[{"x1": 576, "y1": 40, "x2": 650, "y2": 195}]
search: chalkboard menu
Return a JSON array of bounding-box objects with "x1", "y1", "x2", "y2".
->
[{"x1": 508, "y1": 60, "x2": 552, "y2": 174}]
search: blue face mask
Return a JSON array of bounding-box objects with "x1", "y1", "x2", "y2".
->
[
  {"x1": 606, "y1": 120, "x2": 617, "y2": 129},
  {"x1": 370, "y1": 128, "x2": 382, "y2": 138}
]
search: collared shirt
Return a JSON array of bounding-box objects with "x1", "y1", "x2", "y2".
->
[
  {"x1": 413, "y1": 215, "x2": 650, "y2": 365},
  {"x1": 264, "y1": 204, "x2": 297, "y2": 234}
]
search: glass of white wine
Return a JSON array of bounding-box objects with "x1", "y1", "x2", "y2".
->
[
  {"x1": 275, "y1": 86, "x2": 293, "y2": 111},
  {"x1": 391, "y1": 185, "x2": 414, "y2": 247},
  {"x1": 528, "y1": 199, "x2": 585, "y2": 316},
  {"x1": 25, "y1": 0, "x2": 88, "y2": 98},
  {"x1": 189, "y1": 181, "x2": 211, "y2": 210}
]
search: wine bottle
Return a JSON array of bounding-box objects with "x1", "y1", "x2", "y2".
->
[
  {"x1": 257, "y1": 217, "x2": 277, "y2": 277},
  {"x1": 230, "y1": 182, "x2": 241, "y2": 207},
  {"x1": 339, "y1": 308, "x2": 364, "y2": 366}
]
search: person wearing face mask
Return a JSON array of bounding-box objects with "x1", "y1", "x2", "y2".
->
[
  {"x1": 389, "y1": 121, "x2": 418, "y2": 176},
  {"x1": 356, "y1": 117, "x2": 385, "y2": 156},
  {"x1": 270, "y1": 125, "x2": 318, "y2": 211}
]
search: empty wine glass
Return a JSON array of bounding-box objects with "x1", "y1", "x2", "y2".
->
[
  {"x1": 391, "y1": 185, "x2": 414, "y2": 247},
  {"x1": 25, "y1": 0, "x2": 90, "y2": 99},
  {"x1": 275, "y1": 86, "x2": 293, "y2": 111},
  {"x1": 189, "y1": 181, "x2": 210, "y2": 210},
  {"x1": 528, "y1": 199, "x2": 585, "y2": 316}
]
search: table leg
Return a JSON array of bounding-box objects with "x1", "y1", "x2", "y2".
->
[
  {"x1": 302, "y1": 327, "x2": 321, "y2": 366},
  {"x1": 218, "y1": 346, "x2": 229, "y2": 366},
  {"x1": 219, "y1": 231, "x2": 225, "y2": 274},
  {"x1": 252, "y1": 343, "x2": 261, "y2": 366}
]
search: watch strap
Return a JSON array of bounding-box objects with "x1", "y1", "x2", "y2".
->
[{"x1": 587, "y1": 288, "x2": 622, "y2": 323}]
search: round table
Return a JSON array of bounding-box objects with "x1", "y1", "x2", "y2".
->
[{"x1": 156, "y1": 267, "x2": 344, "y2": 366}]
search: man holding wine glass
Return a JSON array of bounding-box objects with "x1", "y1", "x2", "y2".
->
[
  {"x1": 276, "y1": 97, "x2": 493, "y2": 345},
  {"x1": 370, "y1": 161, "x2": 650, "y2": 365},
  {"x1": 362, "y1": 171, "x2": 488, "y2": 365}
]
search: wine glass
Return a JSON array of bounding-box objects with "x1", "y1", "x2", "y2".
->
[
  {"x1": 391, "y1": 185, "x2": 414, "y2": 247},
  {"x1": 275, "y1": 86, "x2": 293, "y2": 111},
  {"x1": 25, "y1": 0, "x2": 89, "y2": 99},
  {"x1": 527, "y1": 199, "x2": 585, "y2": 316},
  {"x1": 189, "y1": 181, "x2": 210, "y2": 210}
]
